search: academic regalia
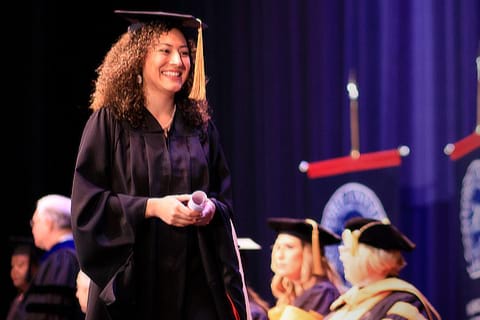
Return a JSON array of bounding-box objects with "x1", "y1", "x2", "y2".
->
[
  {"x1": 6, "y1": 237, "x2": 40, "y2": 320},
  {"x1": 17, "y1": 239, "x2": 83, "y2": 320},
  {"x1": 249, "y1": 300, "x2": 268, "y2": 320},
  {"x1": 268, "y1": 279, "x2": 340, "y2": 320},
  {"x1": 71, "y1": 107, "x2": 247, "y2": 320},
  {"x1": 267, "y1": 218, "x2": 342, "y2": 320},
  {"x1": 294, "y1": 279, "x2": 341, "y2": 315},
  {"x1": 325, "y1": 278, "x2": 441, "y2": 320},
  {"x1": 6, "y1": 294, "x2": 24, "y2": 320},
  {"x1": 325, "y1": 217, "x2": 441, "y2": 320}
]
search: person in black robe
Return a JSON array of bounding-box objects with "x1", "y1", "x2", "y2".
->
[
  {"x1": 237, "y1": 238, "x2": 270, "y2": 320},
  {"x1": 266, "y1": 217, "x2": 345, "y2": 319},
  {"x1": 17, "y1": 194, "x2": 83, "y2": 320},
  {"x1": 324, "y1": 217, "x2": 442, "y2": 320},
  {"x1": 70, "y1": 10, "x2": 248, "y2": 320},
  {"x1": 6, "y1": 238, "x2": 40, "y2": 320}
]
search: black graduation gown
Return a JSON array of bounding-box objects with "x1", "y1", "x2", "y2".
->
[
  {"x1": 17, "y1": 239, "x2": 83, "y2": 320},
  {"x1": 71, "y1": 107, "x2": 247, "y2": 320}
]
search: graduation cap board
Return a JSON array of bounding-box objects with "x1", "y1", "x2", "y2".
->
[
  {"x1": 114, "y1": 9, "x2": 207, "y2": 101},
  {"x1": 342, "y1": 216, "x2": 416, "y2": 255},
  {"x1": 267, "y1": 217, "x2": 341, "y2": 276},
  {"x1": 267, "y1": 217, "x2": 341, "y2": 246},
  {"x1": 114, "y1": 10, "x2": 207, "y2": 29},
  {"x1": 237, "y1": 237, "x2": 262, "y2": 250}
]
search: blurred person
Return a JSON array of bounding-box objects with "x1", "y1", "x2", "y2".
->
[
  {"x1": 70, "y1": 9, "x2": 248, "y2": 320},
  {"x1": 324, "y1": 217, "x2": 441, "y2": 320},
  {"x1": 238, "y1": 237, "x2": 270, "y2": 320},
  {"x1": 75, "y1": 270, "x2": 90, "y2": 314},
  {"x1": 6, "y1": 238, "x2": 40, "y2": 320},
  {"x1": 17, "y1": 194, "x2": 83, "y2": 320},
  {"x1": 267, "y1": 217, "x2": 344, "y2": 319}
]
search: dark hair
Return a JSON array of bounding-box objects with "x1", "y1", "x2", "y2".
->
[{"x1": 12, "y1": 243, "x2": 40, "y2": 283}]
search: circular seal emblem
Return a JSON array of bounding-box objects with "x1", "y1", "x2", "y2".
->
[
  {"x1": 460, "y1": 159, "x2": 480, "y2": 280},
  {"x1": 321, "y1": 182, "x2": 388, "y2": 285}
]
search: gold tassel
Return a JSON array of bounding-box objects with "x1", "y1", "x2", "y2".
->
[
  {"x1": 351, "y1": 230, "x2": 360, "y2": 256},
  {"x1": 305, "y1": 219, "x2": 322, "y2": 275},
  {"x1": 189, "y1": 18, "x2": 206, "y2": 101}
]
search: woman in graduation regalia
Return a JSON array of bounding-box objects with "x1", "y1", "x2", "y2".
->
[
  {"x1": 266, "y1": 217, "x2": 345, "y2": 320},
  {"x1": 70, "y1": 10, "x2": 248, "y2": 320}
]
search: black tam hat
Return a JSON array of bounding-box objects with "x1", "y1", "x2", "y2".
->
[
  {"x1": 267, "y1": 217, "x2": 341, "y2": 246},
  {"x1": 344, "y1": 217, "x2": 416, "y2": 252}
]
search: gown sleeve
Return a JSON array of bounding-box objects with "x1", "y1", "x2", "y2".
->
[
  {"x1": 71, "y1": 108, "x2": 147, "y2": 290},
  {"x1": 198, "y1": 121, "x2": 250, "y2": 319}
]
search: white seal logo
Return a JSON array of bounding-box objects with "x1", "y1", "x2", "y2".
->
[
  {"x1": 321, "y1": 182, "x2": 388, "y2": 283},
  {"x1": 460, "y1": 159, "x2": 480, "y2": 280}
]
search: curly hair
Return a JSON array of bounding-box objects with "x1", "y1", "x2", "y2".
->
[{"x1": 90, "y1": 21, "x2": 210, "y2": 129}]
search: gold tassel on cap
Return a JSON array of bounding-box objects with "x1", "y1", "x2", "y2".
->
[
  {"x1": 349, "y1": 219, "x2": 390, "y2": 256},
  {"x1": 305, "y1": 219, "x2": 322, "y2": 275},
  {"x1": 189, "y1": 18, "x2": 206, "y2": 101}
]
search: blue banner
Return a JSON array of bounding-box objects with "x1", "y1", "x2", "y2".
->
[
  {"x1": 308, "y1": 166, "x2": 401, "y2": 283},
  {"x1": 455, "y1": 147, "x2": 480, "y2": 320}
]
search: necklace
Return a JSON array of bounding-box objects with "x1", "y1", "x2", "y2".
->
[{"x1": 162, "y1": 105, "x2": 176, "y2": 136}]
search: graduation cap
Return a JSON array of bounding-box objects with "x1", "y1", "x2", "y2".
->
[
  {"x1": 9, "y1": 235, "x2": 37, "y2": 255},
  {"x1": 267, "y1": 217, "x2": 341, "y2": 245},
  {"x1": 267, "y1": 217, "x2": 341, "y2": 275},
  {"x1": 8, "y1": 235, "x2": 41, "y2": 282},
  {"x1": 342, "y1": 217, "x2": 416, "y2": 255},
  {"x1": 237, "y1": 237, "x2": 262, "y2": 250},
  {"x1": 115, "y1": 10, "x2": 207, "y2": 101}
]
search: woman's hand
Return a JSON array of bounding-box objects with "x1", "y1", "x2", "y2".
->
[
  {"x1": 146, "y1": 195, "x2": 200, "y2": 227},
  {"x1": 193, "y1": 198, "x2": 216, "y2": 226},
  {"x1": 145, "y1": 194, "x2": 215, "y2": 227}
]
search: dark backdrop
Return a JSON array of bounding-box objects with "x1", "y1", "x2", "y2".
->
[{"x1": 2, "y1": 1, "x2": 479, "y2": 319}]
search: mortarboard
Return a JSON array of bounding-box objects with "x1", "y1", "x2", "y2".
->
[
  {"x1": 114, "y1": 9, "x2": 207, "y2": 101},
  {"x1": 343, "y1": 217, "x2": 416, "y2": 255},
  {"x1": 9, "y1": 235, "x2": 38, "y2": 255},
  {"x1": 237, "y1": 237, "x2": 261, "y2": 277},
  {"x1": 8, "y1": 235, "x2": 41, "y2": 282},
  {"x1": 267, "y1": 217, "x2": 341, "y2": 246},
  {"x1": 267, "y1": 217, "x2": 341, "y2": 275},
  {"x1": 237, "y1": 237, "x2": 262, "y2": 250}
]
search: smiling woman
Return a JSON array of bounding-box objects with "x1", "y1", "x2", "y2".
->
[{"x1": 70, "y1": 9, "x2": 249, "y2": 320}]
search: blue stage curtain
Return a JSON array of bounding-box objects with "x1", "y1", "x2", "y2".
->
[
  {"x1": 204, "y1": 1, "x2": 480, "y2": 319},
  {"x1": 19, "y1": 1, "x2": 479, "y2": 319}
]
